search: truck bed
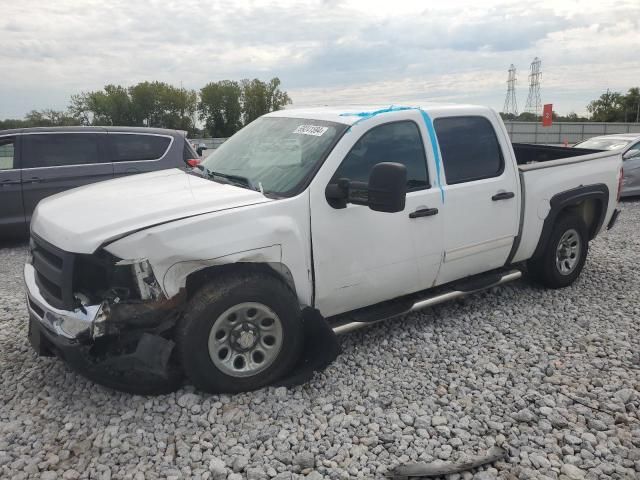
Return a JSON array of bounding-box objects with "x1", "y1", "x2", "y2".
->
[
  {"x1": 511, "y1": 146, "x2": 621, "y2": 265},
  {"x1": 512, "y1": 143, "x2": 602, "y2": 166}
]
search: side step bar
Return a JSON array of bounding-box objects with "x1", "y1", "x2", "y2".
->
[{"x1": 332, "y1": 269, "x2": 522, "y2": 336}]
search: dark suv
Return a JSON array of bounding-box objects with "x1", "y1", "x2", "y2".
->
[{"x1": 0, "y1": 126, "x2": 199, "y2": 237}]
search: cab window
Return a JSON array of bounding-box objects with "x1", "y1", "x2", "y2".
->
[
  {"x1": 332, "y1": 121, "x2": 429, "y2": 191},
  {"x1": 434, "y1": 116, "x2": 504, "y2": 184}
]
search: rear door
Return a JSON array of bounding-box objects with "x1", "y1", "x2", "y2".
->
[
  {"x1": 0, "y1": 135, "x2": 26, "y2": 236},
  {"x1": 21, "y1": 132, "x2": 112, "y2": 222},
  {"x1": 433, "y1": 115, "x2": 520, "y2": 285},
  {"x1": 109, "y1": 133, "x2": 175, "y2": 177}
]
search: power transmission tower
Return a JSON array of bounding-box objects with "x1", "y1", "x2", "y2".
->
[
  {"x1": 502, "y1": 64, "x2": 518, "y2": 116},
  {"x1": 524, "y1": 57, "x2": 542, "y2": 117}
]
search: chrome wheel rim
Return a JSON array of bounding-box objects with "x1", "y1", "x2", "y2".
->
[
  {"x1": 555, "y1": 228, "x2": 581, "y2": 275},
  {"x1": 208, "y1": 302, "x2": 283, "y2": 378}
]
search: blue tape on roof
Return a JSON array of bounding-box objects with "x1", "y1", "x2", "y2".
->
[
  {"x1": 339, "y1": 105, "x2": 445, "y2": 202},
  {"x1": 339, "y1": 105, "x2": 415, "y2": 127}
]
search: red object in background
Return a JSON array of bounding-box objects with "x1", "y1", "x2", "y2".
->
[
  {"x1": 542, "y1": 104, "x2": 553, "y2": 127},
  {"x1": 186, "y1": 158, "x2": 201, "y2": 168}
]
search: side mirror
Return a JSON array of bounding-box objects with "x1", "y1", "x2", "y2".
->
[
  {"x1": 623, "y1": 149, "x2": 640, "y2": 160},
  {"x1": 367, "y1": 162, "x2": 407, "y2": 212},
  {"x1": 325, "y1": 162, "x2": 407, "y2": 213}
]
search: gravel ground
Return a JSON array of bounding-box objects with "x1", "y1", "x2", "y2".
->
[{"x1": 1, "y1": 201, "x2": 640, "y2": 480}]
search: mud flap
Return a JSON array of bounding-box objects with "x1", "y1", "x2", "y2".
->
[{"x1": 274, "y1": 307, "x2": 342, "y2": 388}]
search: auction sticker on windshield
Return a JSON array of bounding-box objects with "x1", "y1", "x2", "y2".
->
[{"x1": 293, "y1": 125, "x2": 328, "y2": 136}]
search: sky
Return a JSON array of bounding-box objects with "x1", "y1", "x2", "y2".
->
[{"x1": 1, "y1": 0, "x2": 639, "y2": 118}]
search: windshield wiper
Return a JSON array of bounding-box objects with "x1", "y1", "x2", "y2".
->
[{"x1": 200, "y1": 166, "x2": 257, "y2": 191}]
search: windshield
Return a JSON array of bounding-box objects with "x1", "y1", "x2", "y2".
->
[
  {"x1": 201, "y1": 117, "x2": 347, "y2": 195},
  {"x1": 574, "y1": 137, "x2": 632, "y2": 151}
]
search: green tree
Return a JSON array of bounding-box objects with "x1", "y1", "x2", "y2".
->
[
  {"x1": 70, "y1": 84, "x2": 134, "y2": 125},
  {"x1": 68, "y1": 82, "x2": 198, "y2": 134},
  {"x1": 515, "y1": 112, "x2": 538, "y2": 121},
  {"x1": 129, "y1": 81, "x2": 161, "y2": 126},
  {"x1": 198, "y1": 80, "x2": 243, "y2": 137},
  {"x1": 587, "y1": 89, "x2": 625, "y2": 122},
  {"x1": 24, "y1": 109, "x2": 81, "y2": 126},
  {"x1": 156, "y1": 84, "x2": 198, "y2": 134},
  {"x1": 0, "y1": 110, "x2": 81, "y2": 129},
  {"x1": 240, "y1": 77, "x2": 291, "y2": 125},
  {"x1": 622, "y1": 87, "x2": 640, "y2": 123}
]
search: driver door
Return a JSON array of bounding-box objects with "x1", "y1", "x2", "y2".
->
[{"x1": 310, "y1": 118, "x2": 443, "y2": 318}]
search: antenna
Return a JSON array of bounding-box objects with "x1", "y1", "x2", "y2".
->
[
  {"x1": 524, "y1": 57, "x2": 542, "y2": 117},
  {"x1": 502, "y1": 64, "x2": 518, "y2": 116}
]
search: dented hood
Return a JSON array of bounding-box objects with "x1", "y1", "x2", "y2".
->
[{"x1": 31, "y1": 169, "x2": 272, "y2": 253}]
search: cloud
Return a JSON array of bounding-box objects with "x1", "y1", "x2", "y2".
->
[{"x1": 0, "y1": 0, "x2": 639, "y2": 117}]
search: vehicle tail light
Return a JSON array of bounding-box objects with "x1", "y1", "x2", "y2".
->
[
  {"x1": 617, "y1": 167, "x2": 624, "y2": 202},
  {"x1": 186, "y1": 158, "x2": 201, "y2": 168}
]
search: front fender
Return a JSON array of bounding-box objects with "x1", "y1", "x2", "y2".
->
[
  {"x1": 161, "y1": 244, "x2": 282, "y2": 297},
  {"x1": 104, "y1": 195, "x2": 313, "y2": 306}
]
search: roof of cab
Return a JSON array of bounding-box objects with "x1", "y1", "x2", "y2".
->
[
  {"x1": 0, "y1": 126, "x2": 186, "y2": 136},
  {"x1": 266, "y1": 104, "x2": 495, "y2": 125}
]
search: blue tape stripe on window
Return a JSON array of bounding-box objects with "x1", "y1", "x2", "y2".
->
[
  {"x1": 418, "y1": 110, "x2": 445, "y2": 202},
  {"x1": 339, "y1": 105, "x2": 445, "y2": 202}
]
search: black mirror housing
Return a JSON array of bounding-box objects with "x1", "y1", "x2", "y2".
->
[{"x1": 367, "y1": 162, "x2": 407, "y2": 213}]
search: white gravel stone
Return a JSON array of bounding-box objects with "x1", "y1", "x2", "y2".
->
[
  {"x1": 2, "y1": 201, "x2": 640, "y2": 479},
  {"x1": 561, "y1": 464, "x2": 586, "y2": 479}
]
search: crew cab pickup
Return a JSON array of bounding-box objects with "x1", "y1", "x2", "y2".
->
[{"x1": 25, "y1": 104, "x2": 623, "y2": 393}]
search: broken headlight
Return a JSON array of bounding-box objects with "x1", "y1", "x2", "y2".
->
[{"x1": 116, "y1": 259, "x2": 164, "y2": 301}]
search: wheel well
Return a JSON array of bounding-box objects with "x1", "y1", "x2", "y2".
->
[
  {"x1": 531, "y1": 184, "x2": 609, "y2": 260},
  {"x1": 185, "y1": 262, "x2": 297, "y2": 300},
  {"x1": 562, "y1": 198, "x2": 603, "y2": 240}
]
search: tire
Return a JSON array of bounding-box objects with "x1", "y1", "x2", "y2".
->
[
  {"x1": 176, "y1": 272, "x2": 303, "y2": 393},
  {"x1": 527, "y1": 213, "x2": 589, "y2": 289}
]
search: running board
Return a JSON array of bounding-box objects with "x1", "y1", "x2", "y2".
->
[{"x1": 332, "y1": 269, "x2": 522, "y2": 336}]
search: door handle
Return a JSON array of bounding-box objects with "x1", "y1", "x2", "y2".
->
[
  {"x1": 24, "y1": 177, "x2": 42, "y2": 184},
  {"x1": 0, "y1": 179, "x2": 19, "y2": 187},
  {"x1": 492, "y1": 191, "x2": 515, "y2": 201},
  {"x1": 409, "y1": 207, "x2": 439, "y2": 218}
]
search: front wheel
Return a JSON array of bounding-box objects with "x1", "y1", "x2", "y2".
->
[
  {"x1": 527, "y1": 213, "x2": 589, "y2": 289},
  {"x1": 176, "y1": 272, "x2": 303, "y2": 393}
]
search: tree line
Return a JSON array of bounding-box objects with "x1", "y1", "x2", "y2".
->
[
  {"x1": 0, "y1": 78, "x2": 291, "y2": 137},
  {"x1": 500, "y1": 87, "x2": 640, "y2": 123},
  {"x1": 4, "y1": 83, "x2": 639, "y2": 134}
]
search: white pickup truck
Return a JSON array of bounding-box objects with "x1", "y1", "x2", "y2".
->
[{"x1": 25, "y1": 104, "x2": 623, "y2": 394}]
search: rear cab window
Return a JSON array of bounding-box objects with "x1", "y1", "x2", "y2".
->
[
  {"x1": 21, "y1": 134, "x2": 102, "y2": 168},
  {"x1": 109, "y1": 134, "x2": 172, "y2": 162},
  {"x1": 434, "y1": 116, "x2": 504, "y2": 184},
  {"x1": 0, "y1": 137, "x2": 16, "y2": 169}
]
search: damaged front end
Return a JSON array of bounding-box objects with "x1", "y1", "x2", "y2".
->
[{"x1": 25, "y1": 236, "x2": 185, "y2": 394}]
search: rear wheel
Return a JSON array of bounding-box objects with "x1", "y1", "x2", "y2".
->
[
  {"x1": 528, "y1": 213, "x2": 588, "y2": 289},
  {"x1": 176, "y1": 272, "x2": 303, "y2": 393}
]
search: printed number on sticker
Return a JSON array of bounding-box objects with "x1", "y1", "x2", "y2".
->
[{"x1": 293, "y1": 125, "x2": 328, "y2": 136}]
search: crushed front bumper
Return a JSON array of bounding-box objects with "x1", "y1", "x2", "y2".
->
[
  {"x1": 25, "y1": 263, "x2": 104, "y2": 341},
  {"x1": 25, "y1": 263, "x2": 183, "y2": 394}
]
